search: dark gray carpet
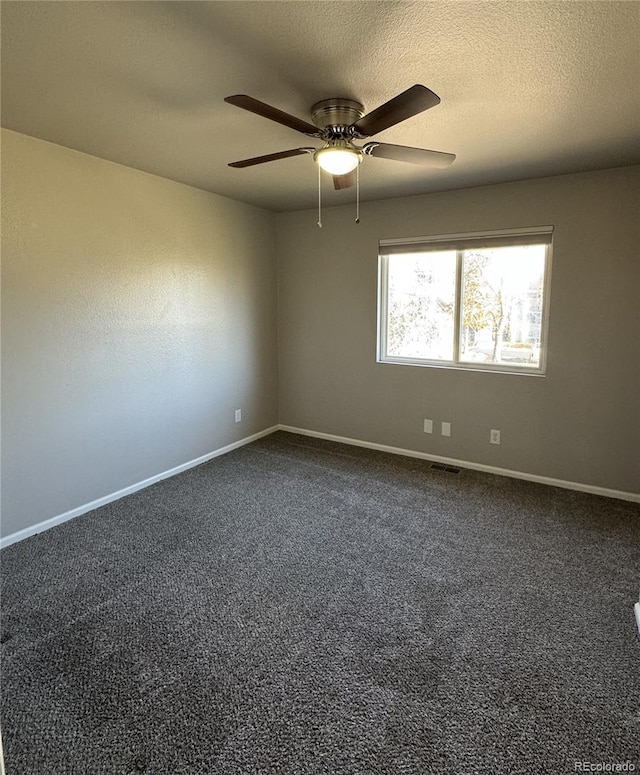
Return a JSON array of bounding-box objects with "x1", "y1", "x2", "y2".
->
[{"x1": 1, "y1": 431, "x2": 639, "y2": 774}]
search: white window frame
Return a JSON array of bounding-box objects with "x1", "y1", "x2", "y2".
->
[{"x1": 377, "y1": 226, "x2": 553, "y2": 376}]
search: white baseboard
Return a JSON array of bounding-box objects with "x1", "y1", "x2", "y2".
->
[
  {"x1": 3, "y1": 422, "x2": 637, "y2": 550},
  {"x1": 0, "y1": 425, "x2": 280, "y2": 549},
  {"x1": 278, "y1": 425, "x2": 640, "y2": 504}
]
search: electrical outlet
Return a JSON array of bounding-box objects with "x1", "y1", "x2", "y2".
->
[
  {"x1": 441, "y1": 422, "x2": 451, "y2": 437},
  {"x1": 423, "y1": 419, "x2": 433, "y2": 434},
  {"x1": 490, "y1": 429, "x2": 500, "y2": 444},
  {"x1": 235, "y1": 409, "x2": 242, "y2": 423}
]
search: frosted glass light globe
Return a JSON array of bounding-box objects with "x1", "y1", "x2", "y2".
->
[{"x1": 315, "y1": 146, "x2": 361, "y2": 175}]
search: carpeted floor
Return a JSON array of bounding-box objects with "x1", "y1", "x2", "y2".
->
[{"x1": 1, "y1": 430, "x2": 639, "y2": 774}]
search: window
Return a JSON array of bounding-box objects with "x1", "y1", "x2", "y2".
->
[{"x1": 378, "y1": 227, "x2": 552, "y2": 374}]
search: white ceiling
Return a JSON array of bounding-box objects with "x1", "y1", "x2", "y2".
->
[{"x1": 2, "y1": 1, "x2": 639, "y2": 212}]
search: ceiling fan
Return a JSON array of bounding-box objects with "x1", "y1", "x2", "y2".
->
[{"x1": 225, "y1": 85, "x2": 456, "y2": 190}]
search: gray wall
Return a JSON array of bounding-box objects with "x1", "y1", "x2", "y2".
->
[
  {"x1": 277, "y1": 166, "x2": 640, "y2": 494},
  {"x1": 2, "y1": 131, "x2": 638, "y2": 542},
  {"x1": 1, "y1": 129, "x2": 279, "y2": 538}
]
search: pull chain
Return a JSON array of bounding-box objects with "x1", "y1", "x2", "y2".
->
[
  {"x1": 317, "y1": 164, "x2": 322, "y2": 228},
  {"x1": 355, "y1": 163, "x2": 360, "y2": 224}
]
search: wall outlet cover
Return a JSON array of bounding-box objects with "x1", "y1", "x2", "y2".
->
[
  {"x1": 423, "y1": 419, "x2": 433, "y2": 434},
  {"x1": 441, "y1": 422, "x2": 451, "y2": 437}
]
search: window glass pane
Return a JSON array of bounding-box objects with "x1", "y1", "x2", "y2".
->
[
  {"x1": 459, "y1": 245, "x2": 546, "y2": 368},
  {"x1": 385, "y1": 251, "x2": 456, "y2": 361}
]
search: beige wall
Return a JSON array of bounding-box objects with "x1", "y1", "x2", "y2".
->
[
  {"x1": 1, "y1": 129, "x2": 279, "y2": 537},
  {"x1": 277, "y1": 167, "x2": 640, "y2": 494}
]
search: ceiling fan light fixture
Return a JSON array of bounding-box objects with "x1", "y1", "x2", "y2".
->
[{"x1": 314, "y1": 143, "x2": 362, "y2": 175}]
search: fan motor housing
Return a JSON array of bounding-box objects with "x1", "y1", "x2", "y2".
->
[{"x1": 311, "y1": 99, "x2": 364, "y2": 134}]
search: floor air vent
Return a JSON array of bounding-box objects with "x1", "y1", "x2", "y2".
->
[{"x1": 430, "y1": 463, "x2": 461, "y2": 474}]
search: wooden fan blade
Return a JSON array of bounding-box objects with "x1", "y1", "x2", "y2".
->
[
  {"x1": 364, "y1": 142, "x2": 455, "y2": 168},
  {"x1": 333, "y1": 172, "x2": 356, "y2": 190},
  {"x1": 225, "y1": 95, "x2": 320, "y2": 136},
  {"x1": 228, "y1": 148, "x2": 314, "y2": 168},
  {"x1": 352, "y1": 85, "x2": 441, "y2": 138}
]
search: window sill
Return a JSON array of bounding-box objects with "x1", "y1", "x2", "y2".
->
[{"x1": 377, "y1": 356, "x2": 546, "y2": 377}]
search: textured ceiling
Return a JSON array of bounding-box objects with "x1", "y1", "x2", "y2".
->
[{"x1": 2, "y1": 1, "x2": 639, "y2": 212}]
